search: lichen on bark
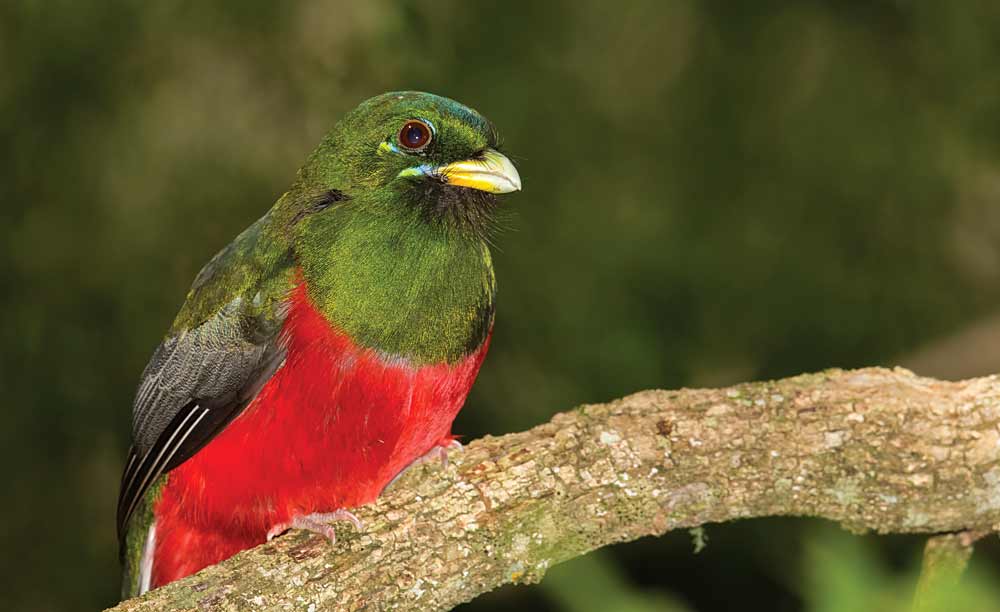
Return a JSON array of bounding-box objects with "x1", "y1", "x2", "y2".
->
[{"x1": 107, "y1": 367, "x2": 1000, "y2": 612}]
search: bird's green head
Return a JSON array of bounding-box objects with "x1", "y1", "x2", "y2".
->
[
  {"x1": 293, "y1": 91, "x2": 520, "y2": 240},
  {"x1": 281, "y1": 92, "x2": 516, "y2": 362}
]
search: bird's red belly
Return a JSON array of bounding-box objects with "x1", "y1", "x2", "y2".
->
[{"x1": 150, "y1": 285, "x2": 489, "y2": 588}]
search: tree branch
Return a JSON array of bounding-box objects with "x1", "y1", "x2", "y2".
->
[{"x1": 107, "y1": 367, "x2": 1000, "y2": 612}]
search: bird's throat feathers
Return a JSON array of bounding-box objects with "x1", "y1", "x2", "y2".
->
[{"x1": 292, "y1": 200, "x2": 496, "y2": 365}]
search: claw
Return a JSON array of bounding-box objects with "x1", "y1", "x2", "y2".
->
[
  {"x1": 422, "y1": 446, "x2": 450, "y2": 469},
  {"x1": 266, "y1": 509, "x2": 363, "y2": 544},
  {"x1": 384, "y1": 438, "x2": 463, "y2": 491},
  {"x1": 437, "y1": 439, "x2": 463, "y2": 468}
]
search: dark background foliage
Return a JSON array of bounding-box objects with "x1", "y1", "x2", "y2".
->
[{"x1": 4, "y1": 1, "x2": 1000, "y2": 610}]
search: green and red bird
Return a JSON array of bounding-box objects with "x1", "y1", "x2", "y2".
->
[{"x1": 116, "y1": 91, "x2": 520, "y2": 597}]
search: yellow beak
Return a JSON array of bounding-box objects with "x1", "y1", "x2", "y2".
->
[
  {"x1": 437, "y1": 149, "x2": 521, "y2": 194},
  {"x1": 400, "y1": 148, "x2": 521, "y2": 194}
]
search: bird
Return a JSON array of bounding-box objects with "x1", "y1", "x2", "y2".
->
[{"x1": 116, "y1": 91, "x2": 520, "y2": 598}]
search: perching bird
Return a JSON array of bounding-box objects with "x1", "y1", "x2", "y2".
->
[{"x1": 117, "y1": 91, "x2": 520, "y2": 598}]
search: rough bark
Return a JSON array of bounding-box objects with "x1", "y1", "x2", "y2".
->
[{"x1": 107, "y1": 367, "x2": 1000, "y2": 612}]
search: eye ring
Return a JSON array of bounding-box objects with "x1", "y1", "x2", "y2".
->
[{"x1": 398, "y1": 120, "x2": 433, "y2": 152}]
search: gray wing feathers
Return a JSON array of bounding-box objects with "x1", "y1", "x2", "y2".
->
[
  {"x1": 130, "y1": 297, "x2": 270, "y2": 457},
  {"x1": 117, "y1": 294, "x2": 286, "y2": 550}
]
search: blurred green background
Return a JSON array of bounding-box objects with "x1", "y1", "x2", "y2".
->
[{"x1": 5, "y1": 1, "x2": 1000, "y2": 610}]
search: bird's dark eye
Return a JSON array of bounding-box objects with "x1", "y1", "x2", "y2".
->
[{"x1": 398, "y1": 120, "x2": 432, "y2": 152}]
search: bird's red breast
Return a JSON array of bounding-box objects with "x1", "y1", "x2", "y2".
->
[{"x1": 150, "y1": 279, "x2": 490, "y2": 587}]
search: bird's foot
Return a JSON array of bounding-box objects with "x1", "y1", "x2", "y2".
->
[
  {"x1": 384, "y1": 438, "x2": 463, "y2": 491},
  {"x1": 266, "y1": 509, "x2": 363, "y2": 544},
  {"x1": 417, "y1": 438, "x2": 463, "y2": 470}
]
